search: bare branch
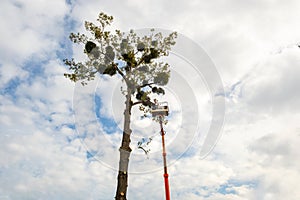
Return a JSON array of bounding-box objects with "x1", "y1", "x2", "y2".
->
[
  {"x1": 115, "y1": 64, "x2": 129, "y2": 84},
  {"x1": 139, "y1": 82, "x2": 154, "y2": 88},
  {"x1": 132, "y1": 101, "x2": 143, "y2": 106}
]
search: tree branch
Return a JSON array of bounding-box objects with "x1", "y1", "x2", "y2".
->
[
  {"x1": 139, "y1": 82, "x2": 154, "y2": 89},
  {"x1": 132, "y1": 101, "x2": 143, "y2": 106},
  {"x1": 136, "y1": 52, "x2": 148, "y2": 66},
  {"x1": 115, "y1": 64, "x2": 129, "y2": 84},
  {"x1": 138, "y1": 146, "x2": 149, "y2": 155},
  {"x1": 132, "y1": 99, "x2": 155, "y2": 107}
]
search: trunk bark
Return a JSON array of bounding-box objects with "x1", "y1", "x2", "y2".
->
[{"x1": 115, "y1": 90, "x2": 132, "y2": 200}]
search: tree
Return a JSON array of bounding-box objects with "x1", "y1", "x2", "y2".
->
[{"x1": 63, "y1": 12, "x2": 177, "y2": 200}]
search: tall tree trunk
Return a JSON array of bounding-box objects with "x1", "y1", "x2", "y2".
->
[{"x1": 115, "y1": 89, "x2": 132, "y2": 200}]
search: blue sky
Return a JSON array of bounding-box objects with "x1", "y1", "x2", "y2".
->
[{"x1": 1, "y1": 0, "x2": 300, "y2": 199}]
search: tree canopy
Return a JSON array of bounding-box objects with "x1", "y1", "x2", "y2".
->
[{"x1": 64, "y1": 12, "x2": 177, "y2": 109}]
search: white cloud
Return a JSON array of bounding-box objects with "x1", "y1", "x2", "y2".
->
[
  {"x1": 0, "y1": 0, "x2": 69, "y2": 86},
  {"x1": 1, "y1": 0, "x2": 300, "y2": 199},
  {"x1": 243, "y1": 48, "x2": 300, "y2": 113}
]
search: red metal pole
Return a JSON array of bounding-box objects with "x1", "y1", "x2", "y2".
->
[{"x1": 159, "y1": 117, "x2": 171, "y2": 200}]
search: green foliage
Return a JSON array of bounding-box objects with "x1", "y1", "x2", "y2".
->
[
  {"x1": 105, "y1": 46, "x2": 115, "y2": 64},
  {"x1": 153, "y1": 71, "x2": 170, "y2": 85},
  {"x1": 103, "y1": 63, "x2": 117, "y2": 76},
  {"x1": 64, "y1": 11, "x2": 177, "y2": 103},
  {"x1": 122, "y1": 51, "x2": 137, "y2": 69},
  {"x1": 85, "y1": 41, "x2": 96, "y2": 53},
  {"x1": 135, "y1": 90, "x2": 145, "y2": 100},
  {"x1": 152, "y1": 87, "x2": 165, "y2": 95},
  {"x1": 137, "y1": 42, "x2": 145, "y2": 51}
]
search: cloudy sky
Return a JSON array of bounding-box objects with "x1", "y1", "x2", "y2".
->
[{"x1": 1, "y1": 0, "x2": 300, "y2": 199}]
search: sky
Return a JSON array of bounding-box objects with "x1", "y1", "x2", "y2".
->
[{"x1": 1, "y1": 0, "x2": 300, "y2": 199}]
